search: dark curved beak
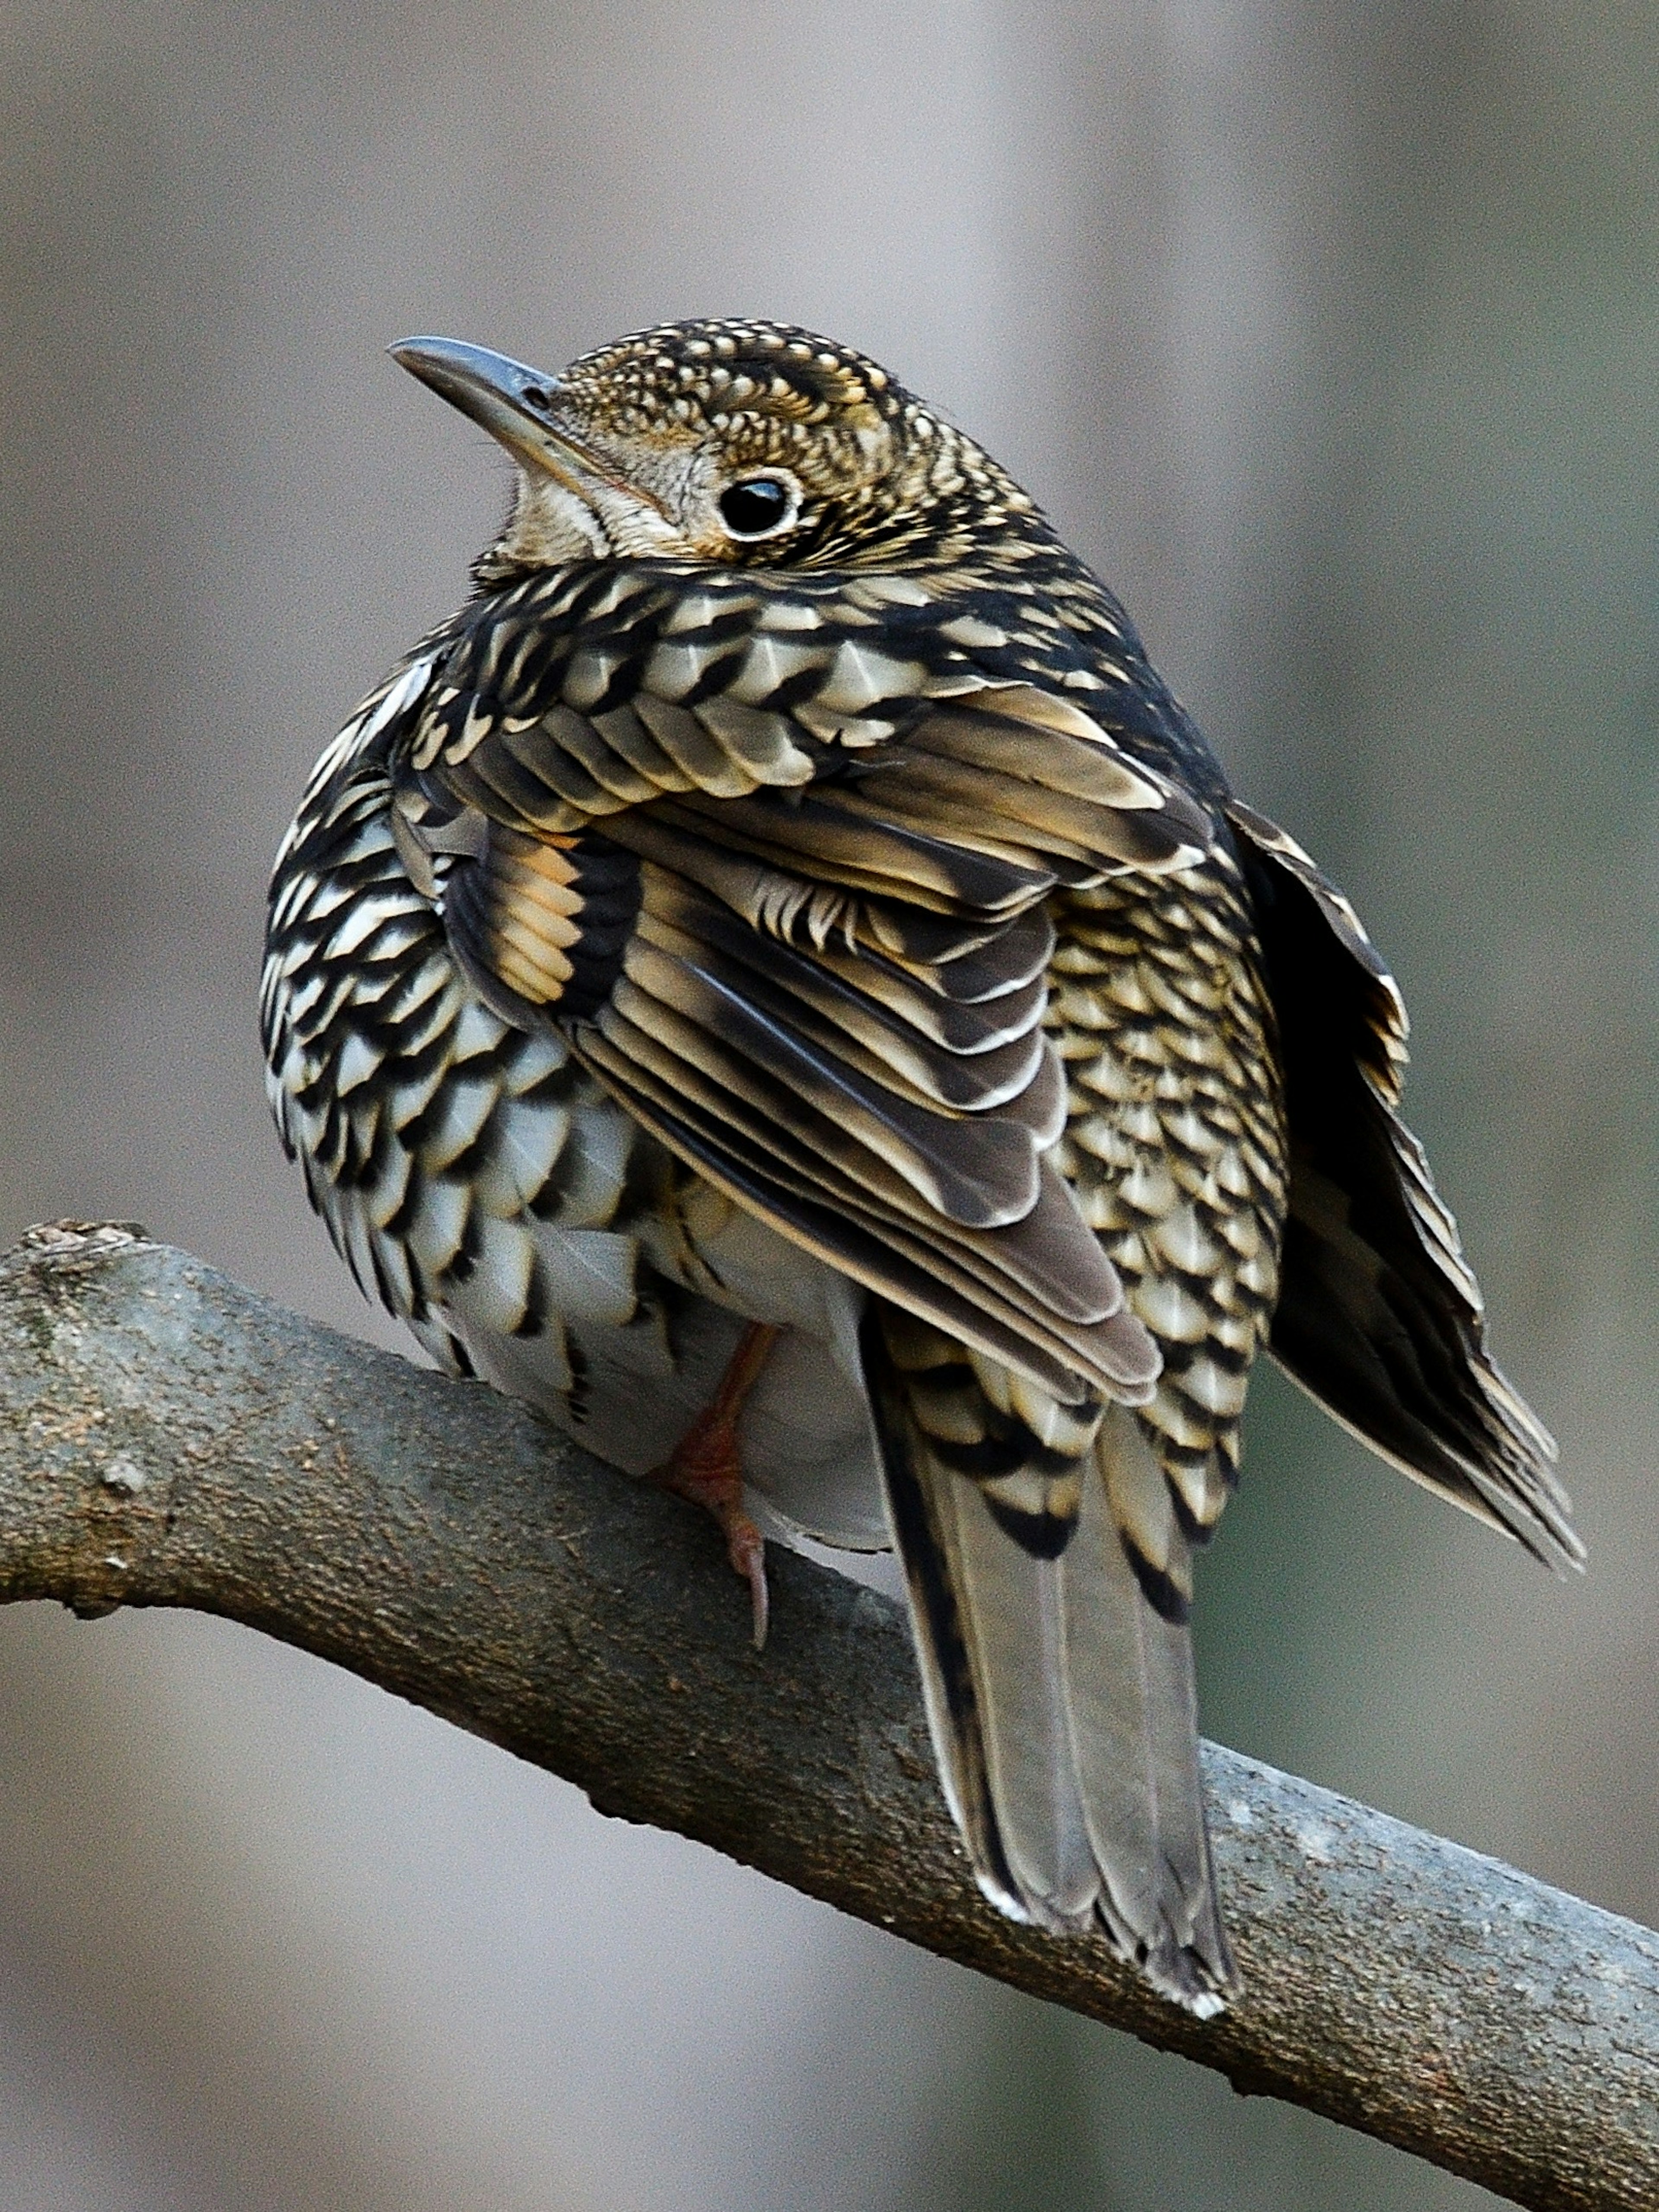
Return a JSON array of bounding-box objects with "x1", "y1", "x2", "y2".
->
[{"x1": 390, "y1": 336, "x2": 627, "y2": 502}]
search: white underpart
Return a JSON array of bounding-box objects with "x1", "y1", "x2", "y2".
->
[
  {"x1": 498, "y1": 474, "x2": 611, "y2": 567},
  {"x1": 447, "y1": 1171, "x2": 888, "y2": 1554},
  {"x1": 501, "y1": 467, "x2": 692, "y2": 567}
]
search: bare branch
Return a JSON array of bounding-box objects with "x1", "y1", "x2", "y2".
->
[{"x1": 0, "y1": 1224, "x2": 1652, "y2": 2211}]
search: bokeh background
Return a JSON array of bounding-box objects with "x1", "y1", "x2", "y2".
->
[{"x1": 2, "y1": 2, "x2": 1656, "y2": 2205}]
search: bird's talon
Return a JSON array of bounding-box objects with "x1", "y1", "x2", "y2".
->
[{"x1": 728, "y1": 1516, "x2": 770, "y2": 1650}]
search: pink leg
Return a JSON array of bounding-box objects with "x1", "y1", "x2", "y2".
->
[{"x1": 652, "y1": 1322, "x2": 781, "y2": 1649}]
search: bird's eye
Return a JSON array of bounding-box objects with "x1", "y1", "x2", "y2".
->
[{"x1": 718, "y1": 476, "x2": 798, "y2": 539}]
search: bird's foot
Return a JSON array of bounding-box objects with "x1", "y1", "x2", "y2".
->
[
  {"x1": 651, "y1": 1322, "x2": 780, "y2": 1650},
  {"x1": 652, "y1": 1412, "x2": 770, "y2": 1649}
]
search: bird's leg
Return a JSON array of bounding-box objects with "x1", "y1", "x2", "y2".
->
[{"x1": 651, "y1": 1321, "x2": 781, "y2": 1650}]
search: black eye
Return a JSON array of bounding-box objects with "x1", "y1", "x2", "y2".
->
[{"x1": 718, "y1": 476, "x2": 797, "y2": 538}]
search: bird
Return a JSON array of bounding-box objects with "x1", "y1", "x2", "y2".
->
[{"x1": 262, "y1": 317, "x2": 1582, "y2": 2015}]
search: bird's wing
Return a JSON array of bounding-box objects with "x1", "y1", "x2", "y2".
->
[
  {"x1": 392, "y1": 565, "x2": 1215, "y2": 1404},
  {"x1": 1227, "y1": 800, "x2": 1582, "y2": 1570}
]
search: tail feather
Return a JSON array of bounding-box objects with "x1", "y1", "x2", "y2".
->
[
  {"x1": 917, "y1": 1457, "x2": 1101, "y2": 1926},
  {"x1": 864, "y1": 1309, "x2": 1235, "y2": 2015},
  {"x1": 1069, "y1": 1409, "x2": 1231, "y2": 2003}
]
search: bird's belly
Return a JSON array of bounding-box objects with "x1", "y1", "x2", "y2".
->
[
  {"x1": 398, "y1": 1051, "x2": 887, "y2": 1552},
  {"x1": 265, "y1": 791, "x2": 886, "y2": 1549}
]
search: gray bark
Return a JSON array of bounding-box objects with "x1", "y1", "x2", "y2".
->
[{"x1": 0, "y1": 1222, "x2": 1651, "y2": 2212}]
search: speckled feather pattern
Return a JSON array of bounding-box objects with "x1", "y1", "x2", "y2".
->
[
  {"x1": 1050, "y1": 865, "x2": 1287, "y2": 1548},
  {"x1": 264, "y1": 317, "x2": 1578, "y2": 2014}
]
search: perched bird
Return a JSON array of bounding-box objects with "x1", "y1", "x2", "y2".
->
[{"x1": 263, "y1": 319, "x2": 1581, "y2": 2014}]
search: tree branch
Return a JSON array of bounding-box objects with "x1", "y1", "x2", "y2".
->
[{"x1": 0, "y1": 1223, "x2": 1651, "y2": 2210}]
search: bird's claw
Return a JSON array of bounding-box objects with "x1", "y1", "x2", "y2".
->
[
  {"x1": 724, "y1": 1510, "x2": 770, "y2": 1651},
  {"x1": 651, "y1": 1400, "x2": 772, "y2": 1650}
]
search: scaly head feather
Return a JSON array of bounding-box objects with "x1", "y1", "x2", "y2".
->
[{"x1": 391, "y1": 318, "x2": 1041, "y2": 579}]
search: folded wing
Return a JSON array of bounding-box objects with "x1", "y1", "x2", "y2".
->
[{"x1": 396, "y1": 570, "x2": 1219, "y2": 1408}]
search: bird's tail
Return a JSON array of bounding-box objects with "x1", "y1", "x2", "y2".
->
[{"x1": 864, "y1": 1305, "x2": 1234, "y2": 2015}]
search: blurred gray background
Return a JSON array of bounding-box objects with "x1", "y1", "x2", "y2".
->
[{"x1": 2, "y1": 1, "x2": 1655, "y2": 2206}]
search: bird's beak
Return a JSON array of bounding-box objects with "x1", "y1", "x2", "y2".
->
[{"x1": 390, "y1": 336, "x2": 651, "y2": 511}]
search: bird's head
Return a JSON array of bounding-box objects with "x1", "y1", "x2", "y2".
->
[{"x1": 391, "y1": 318, "x2": 1037, "y2": 581}]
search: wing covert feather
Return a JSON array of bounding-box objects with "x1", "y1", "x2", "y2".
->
[{"x1": 393, "y1": 570, "x2": 1223, "y2": 1402}]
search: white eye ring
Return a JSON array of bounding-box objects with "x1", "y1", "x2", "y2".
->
[{"x1": 716, "y1": 472, "x2": 802, "y2": 540}]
